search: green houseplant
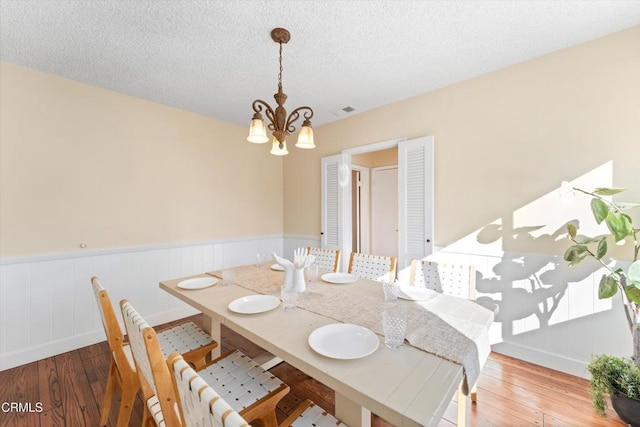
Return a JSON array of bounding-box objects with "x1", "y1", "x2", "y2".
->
[
  {"x1": 587, "y1": 354, "x2": 640, "y2": 421},
  {"x1": 562, "y1": 184, "x2": 640, "y2": 421}
]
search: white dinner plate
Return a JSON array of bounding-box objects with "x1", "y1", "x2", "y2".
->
[
  {"x1": 321, "y1": 272, "x2": 358, "y2": 284},
  {"x1": 308, "y1": 324, "x2": 379, "y2": 360},
  {"x1": 270, "y1": 264, "x2": 285, "y2": 271},
  {"x1": 228, "y1": 295, "x2": 280, "y2": 314},
  {"x1": 397, "y1": 286, "x2": 437, "y2": 301},
  {"x1": 177, "y1": 277, "x2": 218, "y2": 290}
]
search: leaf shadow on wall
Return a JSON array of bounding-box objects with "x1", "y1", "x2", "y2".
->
[{"x1": 472, "y1": 219, "x2": 600, "y2": 336}]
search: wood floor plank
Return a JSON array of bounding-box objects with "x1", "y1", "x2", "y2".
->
[
  {"x1": 36, "y1": 356, "x2": 63, "y2": 425},
  {"x1": 0, "y1": 361, "x2": 40, "y2": 427},
  {"x1": 54, "y1": 350, "x2": 101, "y2": 426},
  {"x1": 481, "y1": 358, "x2": 593, "y2": 404},
  {"x1": 477, "y1": 371, "x2": 624, "y2": 426},
  {"x1": 468, "y1": 388, "x2": 543, "y2": 426},
  {"x1": 77, "y1": 340, "x2": 110, "y2": 361},
  {"x1": 38, "y1": 407, "x2": 65, "y2": 427},
  {"x1": 83, "y1": 352, "x2": 120, "y2": 427}
]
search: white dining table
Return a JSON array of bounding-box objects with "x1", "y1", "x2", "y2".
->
[{"x1": 159, "y1": 266, "x2": 494, "y2": 427}]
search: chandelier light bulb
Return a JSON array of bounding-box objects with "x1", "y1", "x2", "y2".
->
[
  {"x1": 270, "y1": 138, "x2": 289, "y2": 156},
  {"x1": 247, "y1": 113, "x2": 269, "y2": 144}
]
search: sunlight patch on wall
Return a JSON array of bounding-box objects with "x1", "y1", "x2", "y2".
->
[{"x1": 431, "y1": 161, "x2": 620, "y2": 344}]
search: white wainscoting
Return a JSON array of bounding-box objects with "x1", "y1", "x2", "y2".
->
[
  {"x1": 1, "y1": 234, "x2": 632, "y2": 379},
  {"x1": 0, "y1": 235, "x2": 283, "y2": 371},
  {"x1": 425, "y1": 249, "x2": 632, "y2": 379}
]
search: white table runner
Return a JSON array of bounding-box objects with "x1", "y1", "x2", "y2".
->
[{"x1": 210, "y1": 265, "x2": 493, "y2": 393}]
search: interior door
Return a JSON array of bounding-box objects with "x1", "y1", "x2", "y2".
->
[
  {"x1": 397, "y1": 136, "x2": 434, "y2": 270},
  {"x1": 321, "y1": 154, "x2": 352, "y2": 270},
  {"x1": 371, "y1": 167, "x2": 398, "y2": 258}
]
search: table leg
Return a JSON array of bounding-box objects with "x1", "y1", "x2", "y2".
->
[
  {"x1": 335, "y1": 391, "x2": 371, "y2": 427},
  {"x1": 202, "y1": 313, "x2": 221, "y2": 360},
  {"x1": 456, "y1": 381, "x2": 467, "y2": 427}
]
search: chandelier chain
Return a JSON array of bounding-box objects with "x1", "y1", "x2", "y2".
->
[{"x1": 278, "y1": 42, "x2": 283, "y2": 88}]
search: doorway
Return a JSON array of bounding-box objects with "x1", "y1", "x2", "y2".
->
[
  {"x1": 371, "y1": 166, "x2": 398, "y2": 258},
  {"x1": 320, "y1": 136, "x2": 434, "y2": 270},
  {"x1": 350, "y1": 166, "x2": 370, "y2": 253}
]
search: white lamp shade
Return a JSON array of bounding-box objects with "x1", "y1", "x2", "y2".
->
[
  {"x1": 295, "y1": 124, "x2": 315, "y2": 149},
  {"x1": 270, "y1": 138, "x2": 289, "y2": 156},
  {"x1": 247, "y1": 118, "x2": 269, "y2": 143}
]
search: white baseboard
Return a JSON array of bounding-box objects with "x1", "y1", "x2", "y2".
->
[{"x1": 492, "y1": 341, "x2": 589, "y2": 379}]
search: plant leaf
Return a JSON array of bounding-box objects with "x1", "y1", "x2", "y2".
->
[
  {"x1": 591, "y1": 198, "x2": 609, "y2": 224},
  {"x1": 605, "y1": 212, "x2": 633, "y2": 242},
  {"x1": 564, "y1": 245, "x2": 588, "y2": 265},
  {"x1": 596, "y1": 239, "x2": 607, "y2": 260},
  {"x1": 575, "y1": 235, "x2": 605, "y2": 244},
  {"x1": 624, "y1": 284, "x2": 640, "y2": 305},
  {"x1": 566, "y1": 223, "x2": 577, "y2": 239},
  {"x1": 599, "y1": 275, "x2": 618, "y2": 299},
  {"x1": 628, "y1": 260, "x2": 640, "y2": 288},
  {"x1": 593, "y1": 187, "x2": 626, "y2": 196}
]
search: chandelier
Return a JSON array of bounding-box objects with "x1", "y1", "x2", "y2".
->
[{"x1": 247, "y1": 28, "x2": 315, "y2": 156}]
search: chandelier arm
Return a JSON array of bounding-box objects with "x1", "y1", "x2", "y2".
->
[
  {"x1": 285, "y1": 106, "x2": 314, "y2": 133},
  {"x1": 252, "y1": 99, "x2": 277, "y2": 132},
  {"x1": 285, "y1": 111, "x2": 300, "y2": 133}
]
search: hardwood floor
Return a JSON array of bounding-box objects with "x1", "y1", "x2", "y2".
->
[{"x1": 0, "y1": 314, "x2": 628, "y2": 427}]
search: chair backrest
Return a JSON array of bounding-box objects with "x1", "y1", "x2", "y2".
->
[
  {"x1": 347, "y1": 252, "x2": 397, "y2": 282},
  {"x1": 120, "y1": 300, "x2": 183, "y2": 426},
  {"x1": 91, "y1": 277, "x2": 136, "y2": 379},
  {"x1": 409, "y1": 260, "x2": 476, "y2": 299},
  {"x1": 307, "y1": 247, "x2": 341, "y2": 272},
  {"x1": 168, "y1": 353, "x2": 249, "y2": 427}
]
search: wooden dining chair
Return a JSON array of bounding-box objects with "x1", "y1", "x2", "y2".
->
[
  {"x1": 121, "y1": 300, "x2": 290, "y2": 427},
  {"x1": 347, "y1": 252, "x2": 396, "y2": 282},
  {"x1": 169, "y1": 352, "x2": 348, "y2": 427},
  {"x1": 408, "y1": 260, "x2": 476, "y2": 299},
  {"x1": 91, "y1": 277, "x2": 219, "y2": 426},
  {"x1": 306, "y1": 246, "x2": 341, "y2": 272}
]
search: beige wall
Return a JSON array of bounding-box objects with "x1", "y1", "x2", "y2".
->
[
  {"x1": 0, "y1": 62, "x2": 283, "y2": 257},
  {"x1": 283, "y1": 26, "x2": 640, "y2": 256}
]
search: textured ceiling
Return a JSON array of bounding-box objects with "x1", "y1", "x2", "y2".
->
[{"x1": 1, "y1": 1, "x2": 639, "y2": 128}]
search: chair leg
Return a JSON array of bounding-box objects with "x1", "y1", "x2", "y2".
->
[
  {"x1": 115, "y1": 385, "x2": 137, "y2": 427},
  {"x1": 258, "y1": 411, "x2": 278, "y2": 427},
  {"x1": 142, "y1": 406, "x2": 152, "y2": 427},
  {"x1": 99, "y1": 359, "x2": 117, "y2": 426}
]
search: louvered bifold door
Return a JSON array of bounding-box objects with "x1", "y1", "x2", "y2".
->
[
  {"x1": 398, "y1": 136, "x2": 434, "y2": 270},
  {"x1": 321, "y1": 154, "x2": 352, "y2": 270}
]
